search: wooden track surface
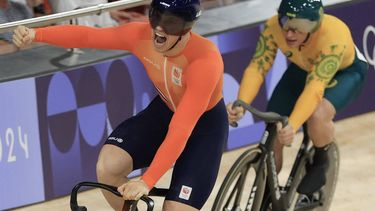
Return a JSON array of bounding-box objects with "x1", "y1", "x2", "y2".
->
[{"x1": 13, "y1": 112, "x2": 375, "y2": 211}]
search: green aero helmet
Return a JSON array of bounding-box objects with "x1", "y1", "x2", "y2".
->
[{"x1": 278, "y1": 0, "x2": 324, "y2": 33}]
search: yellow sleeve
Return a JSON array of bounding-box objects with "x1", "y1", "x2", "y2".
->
[
  {"x1": 238, "y1": 23, "x2": 278, "y2": 104},
  {"x1": 289, "y1": 45, "x2": 346, "y2": 131}
]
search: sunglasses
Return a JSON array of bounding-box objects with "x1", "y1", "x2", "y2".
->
[
  {"x1": 278, "y1": 15, "x2": 318, "y2": 33},
  {"x1": 149, "y1": 8, "x2": 192, "y2": 36}
]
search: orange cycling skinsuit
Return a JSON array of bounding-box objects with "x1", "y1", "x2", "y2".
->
[{"x1": 34, "y1": 14, "x2": 228, "y2": 210}]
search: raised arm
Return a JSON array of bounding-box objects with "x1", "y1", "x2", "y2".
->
[{"x1": 13, "y1": 22, "x2": 146, "y2": 51}]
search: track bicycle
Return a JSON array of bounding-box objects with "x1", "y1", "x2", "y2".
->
[
  {"x1": 70, "y1": 181, "x2": 168, "y2": 211},
  {"x1": 212, "y1": 100, "x2": 340, "y2": 211}
]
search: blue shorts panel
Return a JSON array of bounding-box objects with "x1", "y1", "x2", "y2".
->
[
  {"x1": 105, "y1": 96, "x2": 228, "y2": 209},
  {"x1": 266, "y1": 63, "x2": 305, "y2": 116},
  {"x1": 324, "y1": 56, "x2": 368, "y2": 111},
  {"x1": 267, "y1": 55, "x2": 368, "y2": 116},
  {"x1": 165, "y1": 99, "x2": 228, "y2": 209},
  {"x1": 105, "y1": 96, "x2": 172, "y2": 170}
]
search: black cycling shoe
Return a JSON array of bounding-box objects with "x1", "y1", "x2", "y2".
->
[
  {"x1": 297, "y1": 162, "x2": 328, "y2": 194},
  {"x1": 297, "y1": 145, "x2": 330, "y2": 194}
]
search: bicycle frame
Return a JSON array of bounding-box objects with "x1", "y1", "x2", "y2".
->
[
  {"x1": 255, "y1": 122, "x2": 287, "y2": 211},
  {"x1": 215, "y1": 100, "x2": 338, "y2": 211},
  {"x1": 246, "y1": 123, "x2": 311, "y2": 211},
  {"x1": 283, "y1": 125, "x2": 312, "y2": 208}
]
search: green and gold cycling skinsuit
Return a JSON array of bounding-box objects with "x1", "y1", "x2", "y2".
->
[{"x1": 238, "y1": 14, "x2": 368, "y2": 131}]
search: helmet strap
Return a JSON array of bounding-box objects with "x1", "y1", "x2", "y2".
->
[
  {"x1": 302, "y1": 32, "x2": 311, "y2": 44},
  {"x1": 299, "y1": 32, "x2": 311, "y2": 51},
  {"x1": 167, "y1": 35, "x2": 183, "y2": 51},
  {"x1": 166, "y1": 21, "x2": 187, "y2": 51}
]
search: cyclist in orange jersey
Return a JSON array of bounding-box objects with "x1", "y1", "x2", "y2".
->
[
  {"x1": 227, "y1": 0, "x2": 368, "y2": 196},
  {"x1": 13, "y1": 0, "x2": 228, "y2": 210}
]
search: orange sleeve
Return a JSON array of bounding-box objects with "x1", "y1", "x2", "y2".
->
[
  {"x1": 34, "y1": 23, "x2": 145, "y2": 51},
  {"x1": 141, "y1": 52, "x2": 223, "y2": 188}
]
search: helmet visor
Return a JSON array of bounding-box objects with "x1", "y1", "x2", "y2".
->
[
  {"x1": 278, "y1": 15, "x2": 319, "y2": 33},
  {"x1": 149, "y1": 8, "x2": 194, "y2": 36}
]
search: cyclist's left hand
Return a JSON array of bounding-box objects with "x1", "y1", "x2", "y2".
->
[
  {"x1": 118, "y1": 179, "x2": 150, "y2": 200},
  {"x1": 276, "y1": 123, "x2": 295, "y2": 146}
]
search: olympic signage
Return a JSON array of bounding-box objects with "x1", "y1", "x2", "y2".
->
[
  {"x1": 363, "y1": 25, "x2": 375, "y2": 70},
  {"x1": 0, "y1": 79, "x2": 45, "y2": 210},
  {"x1": 35, "y1": 57, "x2": 156, "y2": 199}
]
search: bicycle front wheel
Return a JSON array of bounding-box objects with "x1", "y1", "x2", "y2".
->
[{"x1": 212, "y1": 147, "x2": 265, "y2": 211}]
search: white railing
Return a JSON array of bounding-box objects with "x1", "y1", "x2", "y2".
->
[{"x1": 0, "y1": 0, "x2": 150, "y2": 33}]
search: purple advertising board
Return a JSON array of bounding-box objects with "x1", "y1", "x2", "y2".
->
[
  {"x1": 326, "y1": 0, "x2": 375, "y2": 119},
  {"x1": 0, "y1": 79, "x2": 45, "y2": 210},
  {"x1": 35, "y1": 56, "x2": 156, "y2": 199}
]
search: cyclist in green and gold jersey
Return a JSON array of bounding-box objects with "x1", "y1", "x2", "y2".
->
[{"x1": 227, "y1": 0, "x2": 368, "y2": 195}]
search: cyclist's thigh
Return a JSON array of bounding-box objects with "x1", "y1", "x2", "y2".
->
[
  {"x1": 97, "y1": 144, "x2": 134, "y2": 176},
  {"x1": 104, "y1": 96, "x2": 173, "y2": 170},
  {"x1": 324, "y1": 56, "x2": 369, "y2": 112},
  {"x1": 267, "y1": 63, "x2": 306, "y2": 116},
  {"x1": 166, "y1": 99, "x2": 228, "y2": 209}
]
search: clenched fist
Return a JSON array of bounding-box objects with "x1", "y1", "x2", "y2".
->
[
  {"x1": 226, "y1": 102, "x2": 245, "y2": 126},
  {"x1": 118, "y1": 179, "x2": 150, "y2": 201},
  {"x1": 12, "y1": 25, "x2": 36, "y2": 48}
]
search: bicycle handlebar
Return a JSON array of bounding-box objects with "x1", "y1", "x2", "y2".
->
[
  {"x1": 70, "y1": 182, "x2": 169, "y2": 211},
  {"x1": 230, "y1": 100, "x2": 288, "y2": 128}
]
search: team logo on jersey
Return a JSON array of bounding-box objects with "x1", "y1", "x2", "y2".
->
[
  {"x1": 179, "y1": 185, "x2": 192, "y2": 200},
  {"x1": 172, "y1": 66, "x2": 183, "y2": 86}
]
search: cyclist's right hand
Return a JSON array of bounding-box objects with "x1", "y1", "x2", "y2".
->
[
  {"x1": 13, "y1": 25, "x2": 36, "y2": 48},
  {"x1": 276, "y1": 122, "x2": 294, "y2": 146},
  {"x1": 226, "y1": 102, "x2": 245, "y2": 125}
]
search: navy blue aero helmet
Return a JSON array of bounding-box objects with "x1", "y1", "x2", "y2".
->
[
  {"x1": 278, "y1": 0, "x2": 324, "y2": 33},
  {"x1": 149, "y1": 0, "x2": 201, "y2": 35}
]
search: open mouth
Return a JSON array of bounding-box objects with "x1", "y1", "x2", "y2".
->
[{"x1": 154, "y1": 31, "x2": 167, "y2": 44}]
